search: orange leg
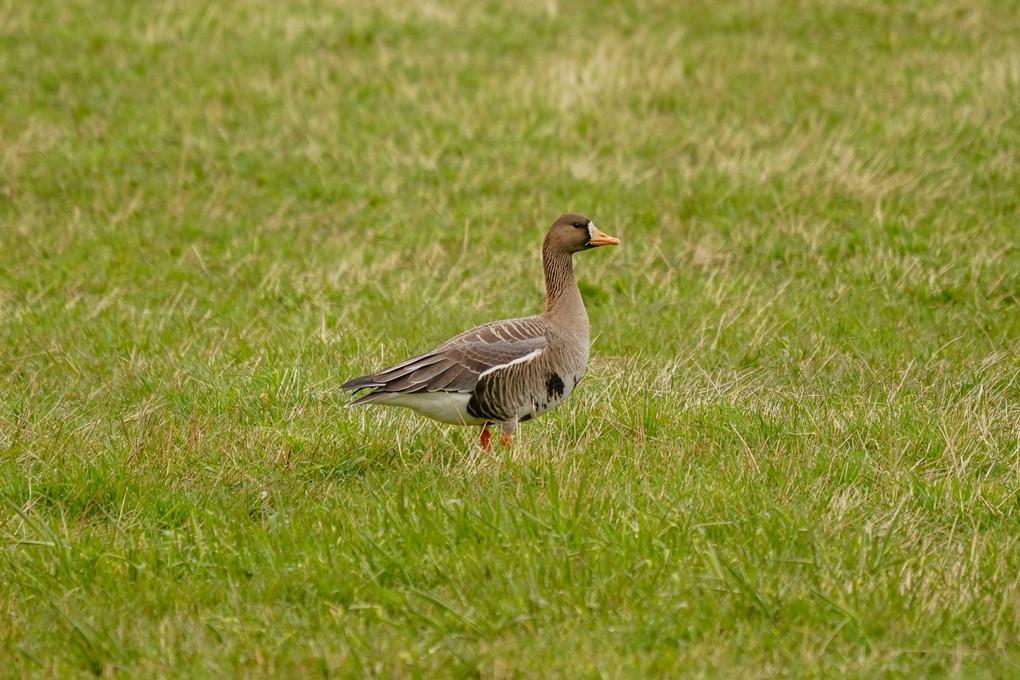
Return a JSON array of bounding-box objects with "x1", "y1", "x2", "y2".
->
[
  {"x1": 499, "y1": 433, "x2": 513, "y2": 448},
  {"x1": 480, "y1": 425, "x2": 492, "y2": 451}
]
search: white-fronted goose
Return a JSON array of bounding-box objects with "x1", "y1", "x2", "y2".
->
[{"x1": 342, "y1": 213, "x2": 619, "y2": 449}]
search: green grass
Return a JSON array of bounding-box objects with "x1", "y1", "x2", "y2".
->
[{"x1": 3, "y1": 0, "x2": 1020, "y2": 676}]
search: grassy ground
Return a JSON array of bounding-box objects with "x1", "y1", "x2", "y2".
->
[{"x1": 2, "y1": 0, "x2": 1020, "y2": 676}]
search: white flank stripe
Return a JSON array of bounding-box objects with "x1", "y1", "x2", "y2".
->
[{"x1": 477, "y1": 349, "x2": 543, "y2": 379}]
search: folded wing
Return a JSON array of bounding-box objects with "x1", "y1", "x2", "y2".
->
[{"x1": 342, "y1": 316, "x2": 548, "y2": 404}]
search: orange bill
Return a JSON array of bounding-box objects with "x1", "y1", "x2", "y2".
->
[{"x1": 588, "y1": 226, "x2": 620, "y2": 247}]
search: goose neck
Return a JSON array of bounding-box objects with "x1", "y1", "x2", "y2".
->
[{"x1": 542, "y1": 245, "x2": 587, "y2": 328}]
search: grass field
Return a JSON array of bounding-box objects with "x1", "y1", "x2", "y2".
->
[{"x1": 3, "y1": 0, "x2": 1020, "y2": 676}]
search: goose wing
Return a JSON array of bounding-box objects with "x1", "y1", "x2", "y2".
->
[{"x1": 342, "y1": 316, "x2": 548, "y2": 403}]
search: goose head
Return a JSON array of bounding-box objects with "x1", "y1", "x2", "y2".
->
[{"x1": 545, "y1": 213, "x2": 620, "y2": 254}]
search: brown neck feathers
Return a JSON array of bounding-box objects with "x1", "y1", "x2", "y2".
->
[{"x1": 542, "y1": 239, "x2": 587, "y2": 328}]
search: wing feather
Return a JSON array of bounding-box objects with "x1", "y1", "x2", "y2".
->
[{"x1": 342, "y1": 316, "x2": 549, "y2": 399}]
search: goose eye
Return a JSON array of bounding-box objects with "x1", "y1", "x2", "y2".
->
[{"x1": 573, "y1": 222, "x2": 586, "y2": 228}]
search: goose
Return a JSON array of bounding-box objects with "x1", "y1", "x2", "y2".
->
[{"x1": 341, "y1": 213, "x2": 619, "y2": 449}]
